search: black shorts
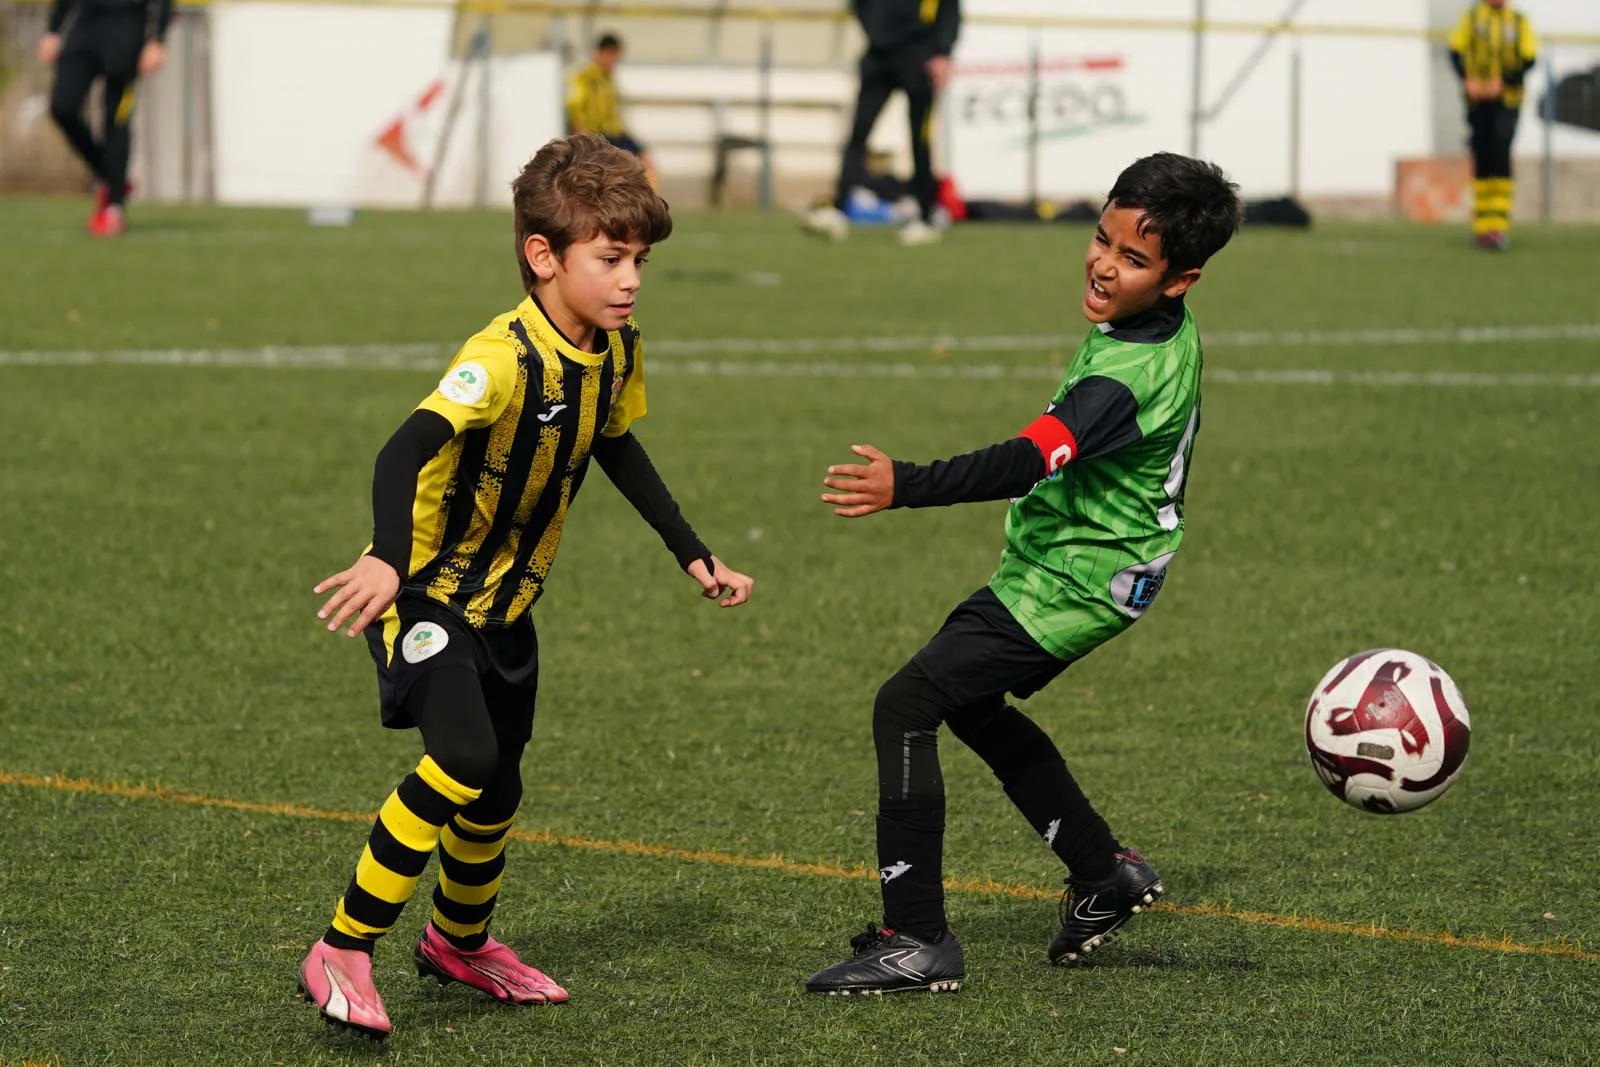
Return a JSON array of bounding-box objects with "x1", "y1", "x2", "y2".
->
[
  {"x1": 364, "y1": 594, "x2": 538, "y2": 730},
  {"x1": 605, "y1": 132, "x2": 647, "y2": 157},
  {"x1": 909, "y1": 586, "x2": 1070, "y2": 706}
]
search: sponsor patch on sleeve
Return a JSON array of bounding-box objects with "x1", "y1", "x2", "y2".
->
[{"x1": 438, "y1": 361, "x2": 490, "y2": 406}]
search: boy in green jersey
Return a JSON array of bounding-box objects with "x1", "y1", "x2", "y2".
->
[{"x1": 806, "y1": 153, "x2": 1242, "y2": 996}]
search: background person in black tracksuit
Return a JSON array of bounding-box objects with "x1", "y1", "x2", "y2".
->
[
  {"x1": 805, "y1": 0, "x2": 960, "y2": 246},
  {"x1": 38, "y1": 0, "x2": 172, "y2": 236}
]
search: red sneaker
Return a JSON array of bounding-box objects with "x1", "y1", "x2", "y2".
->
[
  {"x1": 87, "y1": 205, "x2": 125, "y2": 237},
  {"x1": 414, "y1": 924, "x2": 569, "y2": 1005},
  {"x1": 298, "y1": 939, "x2": 392, "y2": 1039}
]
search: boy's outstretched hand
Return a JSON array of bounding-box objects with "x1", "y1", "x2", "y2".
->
[
  {"x1": 687, "y1": 556, "x2": 755, "y2": 608},
  {"x1": 315, "y1": 555, "x2": 400, "y2": 637},
  {"x1": 822, "y1": 444, "x2": 894, "y2": 517}
]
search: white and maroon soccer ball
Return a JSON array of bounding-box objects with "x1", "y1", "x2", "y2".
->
[{"x1": 1304, "y1": 649, "x2": 1471, "y2": 814}]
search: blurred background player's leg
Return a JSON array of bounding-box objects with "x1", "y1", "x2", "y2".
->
[
  {"x1": 1485, "y1": 104, "x2": 1518, "y2": 249},
  {"x1": 48, "y1": 46, "x2": 106, "y2": 195},
  {"x1": 94, "y1": 73, "x2": 137, "y2": 235},
  {"x1": 88, "y1": 13, "x2": 148, "y2": 236},
  {"x1": 1468, "y1": 101, "x2": 1517, "y2": 250},
  {"x1": 804, "y1": 50, "x2": 895, "y2": 240},
  {"x1": 894, "y1": 46, "x2": 939, "y2": 246}
]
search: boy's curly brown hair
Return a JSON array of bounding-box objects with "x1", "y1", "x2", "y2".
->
[{"x1": 511, "y1": 134, "x2": 672, "y2": 293}]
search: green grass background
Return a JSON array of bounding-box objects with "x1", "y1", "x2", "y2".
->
[{"x1": 0, "y1": 202, "x2": 1596, "y2": 1065}]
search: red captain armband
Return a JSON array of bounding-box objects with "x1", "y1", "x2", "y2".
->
[{"x1": 1020, "y1": 412, "x2": 1078, "y2": 474}]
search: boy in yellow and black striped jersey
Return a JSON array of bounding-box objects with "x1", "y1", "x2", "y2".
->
[
  {"x1": 297, "y1": 133, "x2": 754, "y2": 1040},
  {"x1": 1449, "y1": 0, "x2": 1538, "y2": 250}
]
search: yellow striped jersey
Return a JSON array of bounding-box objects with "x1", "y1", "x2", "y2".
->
[
  {"x1": 1450, "y1": 2, "x2": 1539, "y2": 108},
  {"x1": 567, "y1": 62, "x2": 624, "y2": 137},
  {"x1": 396, "y1": 296, "x2": 646, "y2": 628}
]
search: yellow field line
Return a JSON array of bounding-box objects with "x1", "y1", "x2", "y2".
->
[{"x1": 0, "y1": 770, "x2": 1587, "y2": 963}]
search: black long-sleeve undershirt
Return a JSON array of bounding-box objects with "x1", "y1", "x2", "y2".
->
[
  {"x1": 891, "y1": 438, "x2": 1045, "y2": 509},
  {"x1": 591, "y1": 431, "x2": 711, "y2": 571},
  {"x1": 369, "y1": 409, "x2": 455, "y2": 573},
  {"x1": 366, "y1": 412, "x2": 710, "y2": 577},
  {"x1": 888, "y1": 372, "x2": 1146, "y2": 509}
]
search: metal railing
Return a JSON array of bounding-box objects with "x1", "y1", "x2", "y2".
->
[{"x1": 4, "y1": 0, "x2": 1597, "y2": 217}]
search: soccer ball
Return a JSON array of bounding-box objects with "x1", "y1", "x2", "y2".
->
[{"x1": 1304, "y1": 649, "x2": 1471, "y2": 814}]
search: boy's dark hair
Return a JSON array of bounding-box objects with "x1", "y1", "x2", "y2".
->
[
  {"x1": 1104, "y1": 153, "x2": 1242, "y2": 275},
  {"x1": 511, "y1": 133, "x2": 672, "y2": 294},
  {"x1": 596, "y1": 32, "x2": 622, "y2": 51}
]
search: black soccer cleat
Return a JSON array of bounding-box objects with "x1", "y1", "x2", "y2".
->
[
  {"x1": 1048, "y1": 848, "x2": 1164, "y2": 964},
  {"x1": 805, "y1": 925, "x2": 964, "y2": 996}
]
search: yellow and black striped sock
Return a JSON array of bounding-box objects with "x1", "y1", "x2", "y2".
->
[
  {"x1": 1487, "y1": 177, "x2": 1513, "y2": 234},
  {"x1": 1474, "y1": 178, "x2": 1510, "y2": 236},
  {"x1": 430, "y1": 809, "x2": 517, "y2": 950},
  {"x1": 325, "y1": 755, "x2": 482, "y2": 952}
]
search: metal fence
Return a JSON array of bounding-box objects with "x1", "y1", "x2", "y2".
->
[{"x1": 4, "y1": 1, "x2": 1598, "y2": 219}]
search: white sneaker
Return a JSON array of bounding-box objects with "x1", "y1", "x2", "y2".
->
[
  {"x1": 898, "y1": 218, "x2": 942, "y2": 246},
  {"x1": 802, "y1": 205, "x2": 850, "y2": 241}
]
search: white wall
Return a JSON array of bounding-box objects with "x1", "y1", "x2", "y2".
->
[
  {"x1": 208, "y1": 3, "x2": 563, "y2": 207},
  {"x1": 195, "y1": 0, "x2": 1598, "y2": 208},
  {"x1": 947, "y1": 0, "x2": 1432, "y2": 201}
]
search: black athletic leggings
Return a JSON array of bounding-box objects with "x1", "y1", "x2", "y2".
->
[
  {"x1": 49, "y1": 12, "x2": 145, "y2": 204},
  {"x1": 834, "y1": 45, "x2": 938, "y2": 224},
  {"x1": 1467, "y1": 102, "x2": 1519, "y2": 181},
  {"x1": 406, "y1": 666, "x2": 536, "y2": 828}
]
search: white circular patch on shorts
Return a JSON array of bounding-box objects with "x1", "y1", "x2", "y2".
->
[
  {"x1": 438, "y1": 361, "x2": 490, "y2": 405},
  {"x1": 401, "y1": 621, "x2": 449, "y2": 664}
]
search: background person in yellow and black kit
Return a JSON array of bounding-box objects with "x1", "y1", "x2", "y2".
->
[
  {"x1": 804, "y1": 0, "x2": 961, "y2": 247},
  {"x1": 37, "y1": 0, "x2": 170, "y2": 237},
  {"x1": 567, "y1": 33, "x2": 656, "y2": 185},
  {"x1": 296, "y1": 134, "x2": 754, "y2": 1040},
  {"x1": 1449, "y1": 0, "x2": 1538, "y2": 250}
]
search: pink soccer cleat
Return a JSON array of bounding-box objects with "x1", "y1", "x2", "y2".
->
[
  {"x1": 298, "y1": 939, "x2": 392, "y2": 1039},
  {"x1": 414, "y1": 924, "x2": 569, "y2": 1005}
]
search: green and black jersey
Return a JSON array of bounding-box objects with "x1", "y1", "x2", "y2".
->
[{"x1": 890, "y1": 298, "x2": 1202, "y2": 662}]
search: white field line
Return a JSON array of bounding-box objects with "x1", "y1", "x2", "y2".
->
[{"x1": 0, "y1": 322, "x2": 1596, "y2": 387}]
